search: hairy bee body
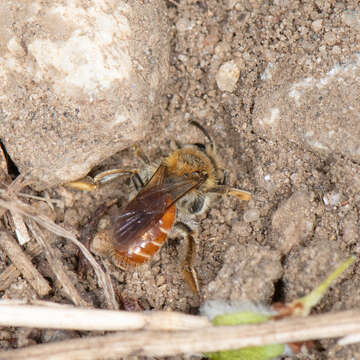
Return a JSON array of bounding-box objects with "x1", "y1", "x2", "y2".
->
[
  {"x1": 83, "y1": 122, "x2": 251, "y2": 293},
  {"x1": 164, "y1": 146, "x2": 218, "y2": 211}
]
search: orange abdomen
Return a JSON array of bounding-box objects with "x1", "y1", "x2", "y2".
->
[{"x1": 112, "y1": 204, "x2": 176, "y2": 266}]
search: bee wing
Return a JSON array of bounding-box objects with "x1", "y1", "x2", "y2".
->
[
  {"x1": 111, "y1": 174, "x2": 202, "y2": 252},
  {"x1": 142, "y1": 163, "x2": 168, "y2": 189}
]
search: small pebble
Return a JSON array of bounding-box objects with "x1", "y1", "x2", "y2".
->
[
  {"x1": 216, "y1": 60, "x2": 240, "y2": 92},
  {"x1": 243, "y1": 208, "x2": 260, "y2": 223},
  {"x1": 324, "y1": 32, "x2": 337, "y2": 46},
  {"x1": 311, "y1": 19, "x2": 323, "y2": 32},
  {"x1": 323, "y1": 191, "x2": 342, "y2": 206}
]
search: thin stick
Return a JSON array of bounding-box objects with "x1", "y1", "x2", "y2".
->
[
  {"x1": 27, "y1": 221, "x2": 89, "y2": 307},
  {"x1": 0, "y1": 310, "x2": 359, "y2": 360},
  {"x1": 0, "y1": 198, "x2": 118, "y2": 310},
  {"x1": 0, "y1": 241, "x2": 43, "y2": 291},
  {"x1": 0, "y1": 189, "x2": 64, "y2": 206},
  {"x1": 0, "y1": 299, "x2": 76, "y2": 306},
  {"x1": 11, "y1": 211, "x2": 31, "y2": 245},
  {"x1": 338, "y1": 333, "x2": 360, "y2": 346},
  {"x1": 0, "y1": 304, "x2": 210, "y2": 331},
  {"x1": 0, "y1": 232, "x2": 51, "y2": 297}
]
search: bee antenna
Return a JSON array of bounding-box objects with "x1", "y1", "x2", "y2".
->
[{"x1": 188, "y1": 121, "x2": 214, "y2": 149}]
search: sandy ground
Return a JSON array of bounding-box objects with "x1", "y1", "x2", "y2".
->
[{"x1": 1, "y1": 1, "x2": 360, "y2": 359}]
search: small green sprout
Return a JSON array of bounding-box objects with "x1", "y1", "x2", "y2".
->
[{"x1": 201, "y1": 256, "x2": 355, "y2": 360}]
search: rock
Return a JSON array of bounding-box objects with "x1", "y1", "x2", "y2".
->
[
  {"x1": 0, "y1": 0, "x2": 169, "y2": 189},
  {"x1": 323, "y1": 191, "x2": 343, "y2": 207},
  {"x1": 204, "y1": 243, "x2": 282, "y2": 302},
  {"x1": 253, "y1": 53, "x2": 360, "y2": 163},
  {"x1": 282, "y1": 238, "x2": 347, "y2": 302},
  {"x1": 271, "y1": 191, "x2": 315, "y2": 254},
  {"x1": 243, "y1": 208, "x2": 260, "y2": 223},
  {"x1": 311, "y1": 19, "x2": 323, "y2": 32},
  {"x1": 216, "y1": 60, "x2": 240, "y2": 92}
]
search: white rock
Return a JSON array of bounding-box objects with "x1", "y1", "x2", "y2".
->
[
  {"x1": 216, "y1": 60, "x2": 240, "y2": 92},
  {"x1": 0, "y1": 0, "x2": 169, "y2": 188},
  {"x1": 243, "y1": 208, "x2": 260, "y2": 222},
  {"x1": 311, "y1": 19, "x2": 323, "y2": 32}
]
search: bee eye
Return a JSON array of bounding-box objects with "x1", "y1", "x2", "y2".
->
[{"x1": 194, "y1": 143, "x2": 206, "y2": 151}]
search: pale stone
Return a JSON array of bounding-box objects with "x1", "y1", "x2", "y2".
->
[
  {"x1": 272, "y1": 191, "x2": 315, "y2": 254},
  {"x1": 0, "y1": 0, "x2": 169, "y2": 188},
  {"x1": 216, "y1": 60, "x2": 240, "y2": 92}
]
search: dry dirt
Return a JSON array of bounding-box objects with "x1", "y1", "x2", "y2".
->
[{"x1": 1, "y1": 1, "x2": 360, "y2": 359}]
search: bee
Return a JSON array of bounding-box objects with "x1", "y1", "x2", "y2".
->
[{"x1": 70, "y1": 121, "x2": 251, "y2": 294}]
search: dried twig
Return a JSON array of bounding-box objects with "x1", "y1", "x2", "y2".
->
[
  {"x1": 0, "y1": 304, "x2": 210, "y2": 331},
  {"x1": 0, "y1": 198, "x2": 118, "y2": 310},
  {"x1": 338, "y1": 332, "x2": 360, "y2": 346},
  {"x1": 11, "y1": 211, "x2": 31, "y2": 245},
  {"x1": 167, "y1": 0, "x2": 180, "y2": 6},
  {"x1": 0, "y1": 241, "x2": 43, "y2": 291},
  {"x1": 27, "y1": 220, "x2": 90, "y2": 307},
  {"x1": 0, "y1": 310, "x2": 359, "y2": 360},
  {"x1": 0, "y1": 232, "x2": 51, "y2": 296},
  {"x1": 5, "y1": 172, "x2": 33, "y2": 197},
  {"x1": 0, "y1": 189, "x2": 64, "y2": 206},
  {"x1": 0, "y1": 299, "x2": 75, "y2": 306}
]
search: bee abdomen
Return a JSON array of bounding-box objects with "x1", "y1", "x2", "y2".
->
[{"x1": 112, "y1": 204, "x2": 176, "y2": 267}]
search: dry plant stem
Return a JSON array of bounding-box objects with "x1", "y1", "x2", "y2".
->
[
  {"x1": 0, "y1": 241, "x2": 43, "y2": 291},
  {"x1": 11, "y1": 211, "x2": 31, "y2": 245},
  {"x1": 5, "y1": 173, "x2": 33, "y2": 197},
  {"x1": 338, "y1": 333, "x2": 360, "y2": 346},
  {"x1": 0, "y1": 304, "x2": 210, "y2": 331},
  {"x1": 1, "y1": 310, "x2": 360, "y2": 360},
  {"x1": 0, "y1": 189, "x2": 63, "y2": 206},
  {"x1": 0, "y1": 265, "x2": 24, "y2": 291},
  {"x1": 0, "y1": 232, "x2": 51, "y2": 296},
  {"x1": 0, "y1": 299, "x2": 77, "y2": 306},
  {"x1": 27, "y1": 220, "x2": 89, "y2": 307},
  {"x1": 0, "y1": 198, "x2": 118, "y2": 310}
]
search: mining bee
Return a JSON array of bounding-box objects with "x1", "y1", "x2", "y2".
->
[{"x1": 70, "y1": 121, "x2": 251, "y2": 294}]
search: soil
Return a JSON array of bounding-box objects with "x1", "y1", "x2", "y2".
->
[{"x1": 1, "y1": 1, "x2": 360, "y2": 359}]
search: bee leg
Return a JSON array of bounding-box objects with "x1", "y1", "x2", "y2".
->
[
  {"x1": 93, "y1": 169, "x2": 139, "y2": 186},
  {"x1": 133, "y1": 144, "x2": 150, "y2": 165},
  {"x1": 67, "y1": 169, "x2": 138, "y2": 191},
  {"x1": 207, "y1": 185, "x2": 251, "y2": 201},
  {"x1": 66, "y1": 176, "x2": 98, "y2": 191},
  {"x1": 174, "y1": 222, "x2": 200, "y2": 296},
  {"x1": 170, "y1": 139, "x2": 182, "y2": 151},
  {"x1": 95, "y1": 168, "x2": 145, "y2": 191},
  {"x1": 131, "y1": 171, "x2": 145, "y2": 191},
  {"x1": 78, "y1": 203, "x2": 110, "y2": 278},
  {"x1": 220, "y1": 169, "x2": 227, "y2": 185}
]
